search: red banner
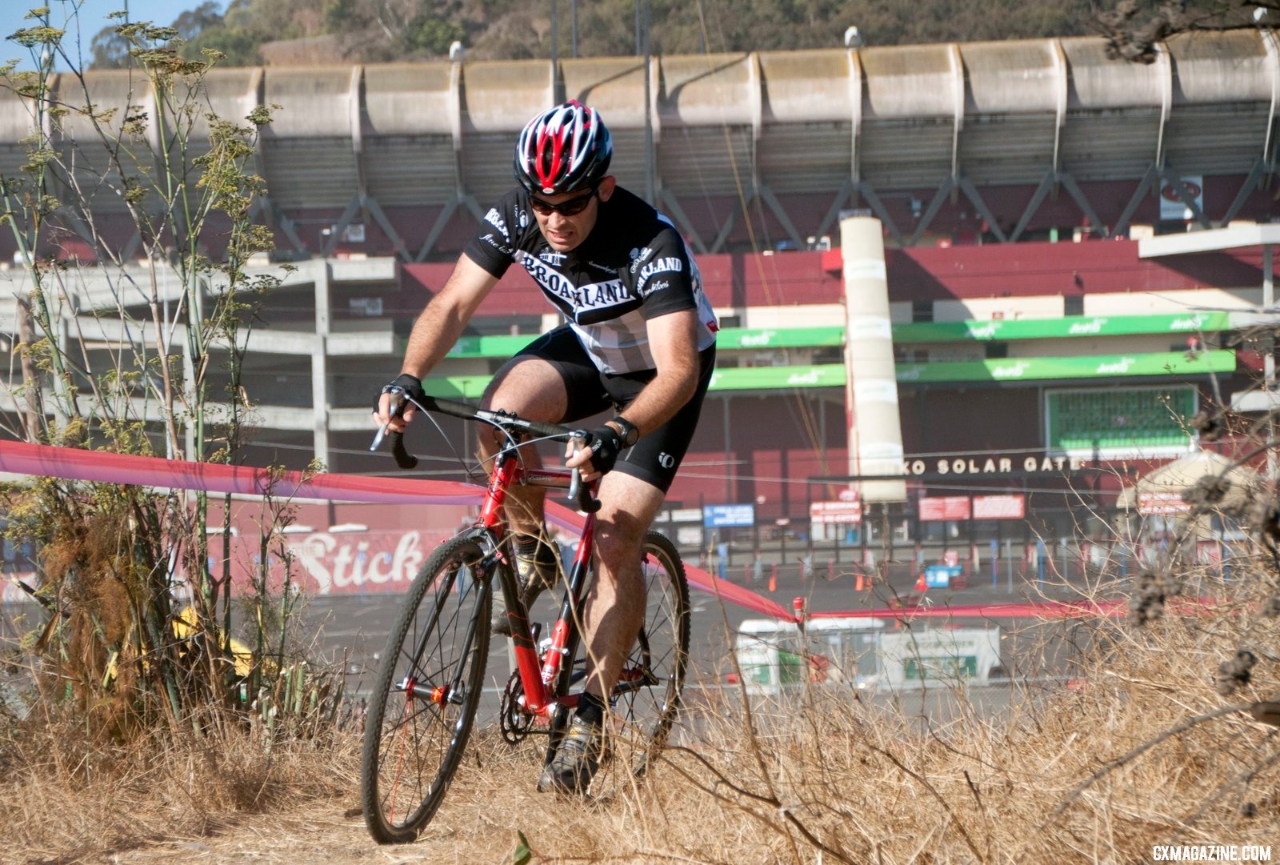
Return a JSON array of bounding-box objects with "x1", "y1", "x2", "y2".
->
[
  {"x1": 1138, "y1": 492, "x2": 1190, "y2": 516},
  {"x1": 809, "y1": 500, "x2": 863, "y2": 524},
  {"x1": 972, "y1": 494, "x2": 1026, "y2": 520},
  {"x1": 919, "y1": 496, "x2": 971, "y2": 521}
]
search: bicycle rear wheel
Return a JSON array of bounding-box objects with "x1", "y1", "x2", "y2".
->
[
  {"x1": 582, "y1": 530, "x2": 690, "y2": 796},
  {"x1": 361, "y1": 535, "x2": 492, "y2": 844}
]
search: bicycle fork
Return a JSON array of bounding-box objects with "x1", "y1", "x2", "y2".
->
[{"x1": 396, "y1": 558, "x2": 493, "y2": 706}]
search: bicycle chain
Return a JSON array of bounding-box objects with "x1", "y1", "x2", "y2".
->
[{"x1": 499, "y1": 667, "x2": 535, "y2": 743}]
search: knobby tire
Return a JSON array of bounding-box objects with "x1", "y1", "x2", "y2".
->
[
  {"x1": 361, "y1": 534, "x2": 492, "y2": 844},
  {"x1": 545, "y1": 530, "x2": 690, "y2": 794}
]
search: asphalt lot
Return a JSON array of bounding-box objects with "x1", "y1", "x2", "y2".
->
[
  {"x1": 299, "y1": 561, "x2": 1096, "y2": 723},
  {"x1": 0, "y1": 556, "x2": 1102, "y2": 726}
]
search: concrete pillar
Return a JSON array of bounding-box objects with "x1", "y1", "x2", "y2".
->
[
  {"x1": 312, "y1": 261, "x2": 332, "y2": 467},
  {"x1": 1266, "y1": 244, "x2": 1275, "y2": 480},
  {"x1": 841, "y1": 216, "x2": 906, "y2": 503}
]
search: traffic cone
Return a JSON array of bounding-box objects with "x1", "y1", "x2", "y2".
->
[
  {"x1": 915, "y1": 572, "x2": 927, "y2": 592},
  {"x1": 768, "y1": 564, "x2": 778, "y2": 593},
  {"x1": 855, "y1": 572, "x2": 864, "y2": 592}
]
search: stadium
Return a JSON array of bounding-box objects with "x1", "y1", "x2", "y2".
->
[{"x1": 0, "y1": 29, "x2": 1276, "y2": 577}]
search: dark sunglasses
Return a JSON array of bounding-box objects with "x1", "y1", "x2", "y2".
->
[{"x1": 529, "y1": 187, "x2": 598, "y2": 217}]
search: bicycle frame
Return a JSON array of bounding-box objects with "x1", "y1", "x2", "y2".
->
[
  {"x1": 478, "y1": 447, "x2": 597, "y2": 718},
  {"x1": 366, "y1": 392, "x2": 689, "y2": 842}
]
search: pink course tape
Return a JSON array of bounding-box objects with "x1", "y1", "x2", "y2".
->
[
  {"x1": 0, "y1": 439, "x2": 483, "y2": 505},
  {"x1": 807, "y1": 600, "x2": 1127, "y2": 621},
  {"x1": 0, "y1": 439, "x2": 797, "y2": 619},
  {"x1": 0, "y1": 440, "x2": 1133, "y2": 624},
  {"x1": 542, "y1": 500, "x2": 797, "y2": 620}
]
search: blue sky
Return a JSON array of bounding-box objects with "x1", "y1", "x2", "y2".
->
[{"x1": 2, "y1": 0, "x2": 224, "y2": 70}]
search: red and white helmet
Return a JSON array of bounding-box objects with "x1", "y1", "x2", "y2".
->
[{"x1": 514, "y1": 100, "x2": 612, "y2": 196}]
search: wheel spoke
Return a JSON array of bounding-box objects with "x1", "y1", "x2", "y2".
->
[
  {"x1": 586, "y1": 532, "x2": 689, "y2": 796},
  {"x1": 361, "y1": 537, "x2": 491, "y2": 843}
]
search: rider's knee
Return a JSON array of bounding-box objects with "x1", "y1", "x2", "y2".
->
[{"x1": 593, "y1": 517, "x2": 644, "y2": 571}]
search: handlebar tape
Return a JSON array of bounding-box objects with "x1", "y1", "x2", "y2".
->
[
  {"x1": 390, "y1": 431, "x2": 419, "y2": 470},
  {"x1": 416, "y1": 395, "x2": 572, "y2": 440}
]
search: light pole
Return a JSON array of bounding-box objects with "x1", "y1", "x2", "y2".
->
[
  {"x1": 551, "y1": 0, "x2": 564, "y2": 102},
  {"x1": 640, "y1": 0, "x2": 654, "y2": 204}
]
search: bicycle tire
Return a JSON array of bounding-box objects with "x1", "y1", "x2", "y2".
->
[
  {"x1": 548, "y1": 530, "x2": 690, "y2": 795},
  {"x1": 361, "y1": 534, "x2": 492, "y2": 844}
]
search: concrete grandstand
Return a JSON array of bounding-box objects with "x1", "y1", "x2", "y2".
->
[{"x1": 0, "y1": 30, "x2": 1276, "y2": 572}]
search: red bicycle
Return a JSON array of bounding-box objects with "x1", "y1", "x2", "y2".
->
[{"x1": 360, "y1": 392, "x2": 690, "y2": 844}]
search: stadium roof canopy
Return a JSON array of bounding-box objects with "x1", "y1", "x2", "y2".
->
[{"x1": 1, "y1": 30, "x2": 1276, "y2": 257}]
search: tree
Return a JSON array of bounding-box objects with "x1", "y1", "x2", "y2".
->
[
  {"x1": 172, "y1": 0, "x2": 226, "y2": 41},
  {"x1": 86, "y1": 0, "x2": 1126, "y2": 69},
  {"x1": 404, "y1": 2, "x2": 468, "y2": 56},
  {"x1": 1097, "y1": 0, "x2": 1257, "y2": 62},
  {"x1": 89, "y1": 21, "x2": 132, "y2": 69}
]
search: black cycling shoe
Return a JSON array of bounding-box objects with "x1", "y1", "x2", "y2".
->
[
  {"x1": 537, "y1": 716, "x2": 604, "y2": 794},
  {"x1": 492, "y1": 539, "x2": 559, "y2": 637}
]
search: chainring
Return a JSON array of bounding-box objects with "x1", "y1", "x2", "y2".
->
[{"x1": 499, "y1": 667, "x2": 536, "y2": 743}]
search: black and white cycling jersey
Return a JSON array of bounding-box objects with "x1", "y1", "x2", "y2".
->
[{"x1": 463, "y1": 185, "x2": 718, "y2": 375}]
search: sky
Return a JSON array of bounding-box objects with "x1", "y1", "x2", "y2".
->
[{"x1": 1, "y1": 0, "x2": 224, "y2": 70}]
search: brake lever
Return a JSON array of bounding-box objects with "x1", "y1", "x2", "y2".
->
[
  {"x1": 370, "y1": 391, "x2": 419, "y2": 469},
  {"x1": 567, "y1": 432, "x2": 584, "y2": 502},
  {"x1": 566, "y1": 432, "x2": 601, "y2": 514}
]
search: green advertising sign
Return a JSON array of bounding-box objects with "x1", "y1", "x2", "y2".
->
[
  {"x1": 713, "y1": 326, "x2": 845, "y2": 350},
  {"x1": 423, "y1": 351, "x2": 1233, "y2": 397},
  {"x1": 893, "y1": 312, "x2": 1230, "y2": 343},
  {"x1": 895, "y1": 350, "x2": 1235, "y2": 384},
  {"x1": 444, "y1": 334, "x2": 530, "y2": 358},
  {"x1": 423, "y1": 375, "x2": 492, "y2": 400},
  {"x1": 441, "y1": 327, "x2": 845, "y2": 358},
  {"x1": 707, "y1": 365, "x2": 847, "y2": 391},
  {"x1": 435, "y1": 314, "x2": 1230, "y2": 359},
  {"x1": 905, "y1": 655, "x2": 979, "y2": 681}
]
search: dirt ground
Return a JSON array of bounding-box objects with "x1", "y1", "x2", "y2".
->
[
  {"x1": 55, "y1": 738, "x2": 683, "y2": 865},
  {"x1": 103, "y1": 801, "x2": 385, "y2": 865}
]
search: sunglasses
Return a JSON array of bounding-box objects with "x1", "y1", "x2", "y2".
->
[{"x1": 529, "y1": 187, "x2": 598, "y2": 217}]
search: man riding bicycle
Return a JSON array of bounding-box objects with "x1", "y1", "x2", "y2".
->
[{"x1": 374, "y1": 100, "x2": 717, "y2": 794}]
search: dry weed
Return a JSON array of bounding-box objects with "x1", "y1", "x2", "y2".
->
[
  {"x1": 0, "y1": 703, "x2": 357, "y2": 863},
  {"x1": 9, "y1": 556, "x2": 1280, "y2": 862}
]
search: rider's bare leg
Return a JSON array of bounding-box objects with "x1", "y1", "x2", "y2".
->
[
  {"x1": 579, "y1": 471, "x2": 666, "y2": 704},
  {"x1": 478, "y1": 358, "x2": 568, "y2": 536}
]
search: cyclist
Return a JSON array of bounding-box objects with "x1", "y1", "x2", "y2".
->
[{"x1": 374, "y1": 100, "x2": 717, "y2": 794}]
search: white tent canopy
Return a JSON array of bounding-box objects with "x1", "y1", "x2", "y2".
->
[{"x1": 1117, "y1": 449, "x2": 1260, "y2": 512}]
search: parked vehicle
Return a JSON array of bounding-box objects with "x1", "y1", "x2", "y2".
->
[
  {"x1": 733, "y1": 617, "x2": 886, "y2": 695},
  {"x1": 732, "y1": 617, "x2": 1003, "y2": 696}
]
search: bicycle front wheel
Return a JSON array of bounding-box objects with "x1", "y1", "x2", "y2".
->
[
  {"x1": 590, "y1": 530, "x2": 690, "y2": 795},
  {"x1": 361, "y1": 535, "x2": 492, "y2": 844}
]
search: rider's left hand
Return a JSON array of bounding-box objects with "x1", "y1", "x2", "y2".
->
[
  {"x1": 374, "y1": 373, "x2": 426, "y2": 431},
  {"x1": 565, "y1": 425, "x2": 622, "y2": 483}
]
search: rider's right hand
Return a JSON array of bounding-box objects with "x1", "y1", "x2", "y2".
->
[{"x1": 374, "y1": 373, "x2": 427, "y2": 432}]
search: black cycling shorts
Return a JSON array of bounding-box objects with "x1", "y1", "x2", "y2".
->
[{"x1": 498, "y1": 324, "x2": 715, "y2": 493}]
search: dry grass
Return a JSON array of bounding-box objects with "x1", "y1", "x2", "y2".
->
[
  {"x1": 6, "y1": 558, "x2": 1280, "y2": 863},
  {"x1": 0, "y1": 705, "x2": 357, "y2": 863}
]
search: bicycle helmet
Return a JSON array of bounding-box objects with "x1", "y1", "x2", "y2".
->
[{"x1": 514, "y1": 100, "x2": 612, "y2": 196}]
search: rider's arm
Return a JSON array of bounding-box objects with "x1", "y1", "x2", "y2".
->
[
  {"x1": 377, "y1": 253, "x2": 499, "y2": 429},
  {"x1": 566, "y1": 308, "x2": 700, "y2": 479},
  {"x1": 611, "y1": 308, "x2": 700, "y2": 436},
  {"x1": 402, "y1": 253, "x2": 499, "y2": 378}
]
